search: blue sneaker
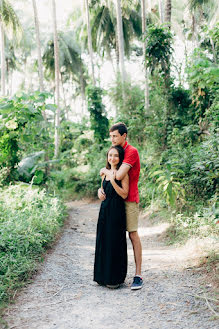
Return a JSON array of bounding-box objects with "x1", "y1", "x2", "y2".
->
[{"x1": 131, "y1": 276, "x2": 143, "y2": 290}]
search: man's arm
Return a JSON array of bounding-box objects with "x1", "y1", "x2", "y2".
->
[
  {"x1": 115, "y1": 163, "x2": 130, "y2": 180},
  {"x1": 100, "y1": 164, "x2": 130, "y2": 181},
  {"x1": 100, "y1": 167, "x2": 110, "y2": 177}
]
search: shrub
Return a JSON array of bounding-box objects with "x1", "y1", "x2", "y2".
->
[{"x1": 0, "y1": 184, "x2": 66, "y2": 304}]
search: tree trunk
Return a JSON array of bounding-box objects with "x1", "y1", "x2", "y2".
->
[
  {"x1": 79, "y1": 67, "x2": 86, "y2": 116},
  {"x1": 210, "y1": 38, "x2": 216, "y2": 64},
  {"x1": 115, "y1": 33, "x2": 120, "y2": 73},
  {"x1": 32, "y1": 0, "x2": 47, "y2": 121},
  {"x1": 6, "y1": 57, "x2": 9, "y2": 95},
  {"x1": 159, "y1": 0, "x2": 164, "y2": 23},
  {"x1": 0, "y1": 19, "x2": 6, "y2": 96},
  {"x1": 164, "y1": 0, "x2": 171, "y2": 29},
  {"x1": 8, "y1": 69, "x2": 12, "y2": 96},
  {"x1": 141, "y1": 0, "x2": 149, "y2": 110},
  {"x1": 191, "y1": 14, "x2": 199, "y2": 49},
  {"x1": 84, "y1": 0, "x2": 96, "y2": 85},
  {"x1": 115, "y1": 0, "x2": 126, "y2": 84},
  {"x1": 60, "y1": 73, "x2": 68, "y2": 119},
  {"x1": 32, "y1": 0, "x2": 44, "y2": 92},
  {"x1": 52, "y1": 0, "x2": 60, "y2": 158}
]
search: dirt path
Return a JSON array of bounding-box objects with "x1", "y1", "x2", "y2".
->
[{"x1": 3, "y1": 200, "x2": 218, "y2": 329}]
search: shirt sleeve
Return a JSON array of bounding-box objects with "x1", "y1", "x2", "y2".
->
[{"x1": 123, "y1": 148, "x2": 138, "y2": 167}]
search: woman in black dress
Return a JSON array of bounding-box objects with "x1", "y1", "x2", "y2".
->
[{"x1": 94, "y1": 145, "x2": 129, "y2": 288}]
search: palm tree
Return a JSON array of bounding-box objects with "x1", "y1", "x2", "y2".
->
[
  {"x1": 85, "y1": 0, "x2": 96, "y2": 85},
  {"x1": 5, "y1": 36, "x2": 17, "y2": 95},
  {"x1": 141, "y1": 0, "x2": 149, "y2": 109},
  {"x1": 188, "y1": 0, "x2": 219, "y2": 51},
  {"x1": 43, "y1": 31, "x2": 88, "y2": 114},
  {"x1": 51, "y1": 0, "x2": 60, "y2": 158},
  {"x1": 0, "y1": 0, "x2": 21, "y2": 95},
  {"x1": 32, "y1": 0, "x2": 44, "y2": 92},
  {"x1": 16, "y1": 23, "x2": 35, "y2": 92},
  {"x1": 165, "y1": 0, "x2": 172, "y2": 28},
  {"x1": 115, "y1": 0, "x2": 126, "y2": 83},
  {"x1": 70, "y1": 1, "x2": 142, "y2": 76},
  {"x1": 159, "y1": 0, "x2": 164, "y2": 23}
]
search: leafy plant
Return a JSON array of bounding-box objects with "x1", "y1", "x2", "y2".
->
[
  {"x1": 0, "y1": 92, "x2": 56, "y2": 184},
  {"x1": 149, "y1": 165, "x2": 185, "y2": 208},
  {"x1": 144, "y1": 24, "x2": 173, "y2": 76},
  {"x1": 86, "y1": 85, "x2": 109, "y2": 144},
  {"x1": 186, "y1": 50, "x2": 219, "y2": 118}
]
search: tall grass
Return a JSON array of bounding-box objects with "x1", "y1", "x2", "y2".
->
[{"x1": 0, "y1": 184, "x2": 66, "y2": 306}]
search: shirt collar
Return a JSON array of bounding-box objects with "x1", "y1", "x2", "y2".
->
[{"x1": 122, "y1": 141, "x2": 128, "y2": 150}]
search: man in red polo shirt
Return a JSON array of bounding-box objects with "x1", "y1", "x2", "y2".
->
[{"x1": 99, "y1": 122, "x2": 143, "y2": 290}]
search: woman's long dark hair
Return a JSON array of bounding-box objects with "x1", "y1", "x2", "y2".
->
[{"x1": 106, "y1": 145, "x2": 124, "y2": 170}]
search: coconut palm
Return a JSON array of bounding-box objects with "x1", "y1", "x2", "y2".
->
[
  {"x1": 70, "y1": 1, "x2": 142, "y2": 74},
  {"x1": 32, "y1": 0, "x2": 44, "y2": 92},
  {"x1": 165, "y1": 0, "x2": 172, "y2": 28},
  {"x1": 51, "y1": 0, "x2": 60, "y2": 158},
  {"x1": 0, "y1": 0, "x2": 21, "y2": 95},
  {"x1": 5, "y1": 36, "x2": 17, "y2": 95},
  {"x1": 93, "y1": 1, "x2": 142, "y2": 60},
  {"x1": 85, "y1": 0, "x2": 96, "y2": 85},
  {"x1": 43, "y1": 32, "x2": 87, "y2": 102},
  {"x1": 188, "y1": 0, "x2": 219, "y2": 50},
  {"x1": 141, "y1": 0, "x2": 149, "y2": 109},
  {"x1": 16, "y1": 23, "x2": 35, "y2": 92},
  {"x1": 115, "y1": 0, "x2": 126, "y2": 83},
  {"x1": 159, "y1": 0, "x2": 164, "y2": 23}
]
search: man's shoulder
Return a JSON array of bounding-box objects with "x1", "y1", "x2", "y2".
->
[{"x1": 126, "y1": 143, "x2": 139, "y2": 155}]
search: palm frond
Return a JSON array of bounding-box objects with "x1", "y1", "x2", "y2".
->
[{"x1": 0, "y1": 0, "x2": 22, "y2": 39}]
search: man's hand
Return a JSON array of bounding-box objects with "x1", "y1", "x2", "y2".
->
[
  {"x1": 100, "y1": 167, "x2": 109, "y2": 176},
  {"x1": 98, "y1": 188, "x2": 106, "y2": 201}
]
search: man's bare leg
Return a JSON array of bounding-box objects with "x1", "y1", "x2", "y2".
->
[{"x1": 129, "y1": 231, "x2": 142, "y2": 276}]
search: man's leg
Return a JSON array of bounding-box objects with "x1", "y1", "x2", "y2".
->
[
  {"x1": 129, "y1": 231, "x2": 142, "y2": 276},
  {"x1": 125, "y1": 201, "x2": 143, "y2": 289}
]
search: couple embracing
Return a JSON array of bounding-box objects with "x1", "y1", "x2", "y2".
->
[{"x1": 94, "y1": 122, "x2": 143, "y2": 290}]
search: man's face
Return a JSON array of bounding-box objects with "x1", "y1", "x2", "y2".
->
[{"x1": 110, "y1": 130, "x2": 126, "y2": 146}]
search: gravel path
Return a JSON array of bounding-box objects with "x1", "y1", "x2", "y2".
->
[{"x1": 3, "y1": 200, "x2": 218, "y2": 329}]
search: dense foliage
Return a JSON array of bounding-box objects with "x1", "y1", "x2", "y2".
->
[
  {"x1": 0, "y1": 92, "x2": 56, "y2": 184},
  {"x1": 86, "y1": 85, "x2": 109, "y2": 144},
  {"x1": 0, "y1": 184, "x2": 66, "y2": 305}
]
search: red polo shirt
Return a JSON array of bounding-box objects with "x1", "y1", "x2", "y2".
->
[{"x1": 122, "y1": 141, "x2": 140, "y2": 203}]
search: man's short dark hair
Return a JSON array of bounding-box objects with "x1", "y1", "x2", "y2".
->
[{"x1": 109, "y1": 122, "x2": 127, "y2": 136}]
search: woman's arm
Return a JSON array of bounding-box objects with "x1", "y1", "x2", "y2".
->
[
  {"x1": 109, "y1": 172, "x2": 129, "y2": 199},
  {"x1": 98, "y1": 175, "x2": 106, "y2": 201}
]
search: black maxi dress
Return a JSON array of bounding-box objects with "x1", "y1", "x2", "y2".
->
[{"x1": 94, "y1": 178, "x2": 127, "y2": 286}]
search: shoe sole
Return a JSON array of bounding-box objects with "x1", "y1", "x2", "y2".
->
[
  {"x1": 106, "y1": 284, "x2": 120, "y2": 289},
  {"x1": 131, "y1": 285, "x2": 143, "y2": 290}
]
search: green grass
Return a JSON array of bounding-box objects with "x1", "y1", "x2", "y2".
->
[{"x1": 0, "y1": 183, "x2": 66, "y2": 308}]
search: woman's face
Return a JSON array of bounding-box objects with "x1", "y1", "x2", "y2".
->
[{"x1": 108, "y1": 148, "x2": 120, "y2": 167}]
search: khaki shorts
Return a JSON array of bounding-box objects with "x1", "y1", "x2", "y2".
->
[{"x1": 125, "y1": 202, "x2": 139, "y2": 232}]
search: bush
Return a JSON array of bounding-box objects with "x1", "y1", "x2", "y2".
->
[
  {"x1": 0, "y1": 92, "x2": 55, "y2": 184},
  {"x1": 167, "y1": 196, "x2": 218, "y2": 243},
  {"x1": 0, "y1": 184, "x2": 66, "y2": 304}
]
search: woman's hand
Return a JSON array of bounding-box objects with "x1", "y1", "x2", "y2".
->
[
  {"x1": 98, "y1": 188, "x2": 106, "y2": 201},
  {"x1": 108, "y1": 170, "x2": 116, "y2": 182}
]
